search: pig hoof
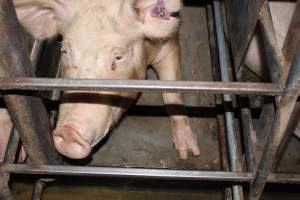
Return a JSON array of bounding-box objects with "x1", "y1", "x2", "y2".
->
[
  {"x1": 53, "y1": 125, "x2": 91, "y2": 159},
  {"x1": 172, "y1": 127, "x2": 200, "y2": 160}
]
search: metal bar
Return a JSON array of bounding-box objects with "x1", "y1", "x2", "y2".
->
[
  {"x1": 207, "y1": 3, "x2": 232, "y2": 200},
  {"x1": 213, "y1": 1, "x2": 244, "y2": 200},
  {"x1": 282, "y1": 0, "x2": 300, "y2": 69},
  {"x1": 0, "y1": 0, "x2": 61, "y2": 165},
  {"x1": 240, "y1": 102, "x2": 257, "y2": 172},
  {"x1": 249, "y1": 41, "x2": 300, "y2": 199},
  {"x1": 0, "y1": 77, "x2": 282, "y2": 96},
  {"x1": 0, "y1": 128, "x2": 19, "y2": 200},
  {"x1": 31, "y1": 180, "x2": 46, "y2": 200},
  {"x1": 224, "y1": 0, "x2": 265, "y2": 71},
  {"x1": 258, "y1": 0, "x2": 299, "y2": 173},
  {"x1": 0, "y1": 164, "x2": 300, "y2": 184},
  {"x1": 259, "y1": 1, "x2": 285, "y2": 85},
  {"x1": 281, "y1": 0, "x2": 300, "y2": 150}
]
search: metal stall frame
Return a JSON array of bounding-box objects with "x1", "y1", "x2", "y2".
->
[{"x1": 0, "y1": 0, "x2": 300, "y2": 200}]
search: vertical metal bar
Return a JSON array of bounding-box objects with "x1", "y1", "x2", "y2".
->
[
  {"x1": 282, "y1": 0, "x2": 300, "y2": 69},
  {"x1": 206, "y1": 4, "x2": 232, "y2": 200},
  {"x1": 259, "y1": 1, "x2": 285, "y2": 86},
  {"x1": 249, "y1": 41, "x2": 300, "y2": 200},
  {"x1": 31, "y1": 180, "x2": 46, "y2": 200},
  {"x1": 213, "y1": 1, "x2": 244, "y2": 200},
  {"x1": 281, "y1": 0, "x2": 300, "y2": 149},
  {"x1": 240, "y1": 99, "x2": 256, "y2": 172},
  {"x1": 254, "y1": 0, "x2": 284, "y2": 172},
  {"x1": 0, "y1": 128, "x2": 20, "y2": 200},
  {"x1": 0, "y1": 0, "x2": 61, "y2": 164},
  {"x1": 258, "y1": 0, "x2": 299, "y2": 171}
]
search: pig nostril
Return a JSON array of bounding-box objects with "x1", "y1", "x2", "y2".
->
[{"x1": 53, "y1": 126, "x2": 92, "y2": 159}]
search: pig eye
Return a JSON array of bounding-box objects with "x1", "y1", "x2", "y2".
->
[
  {"x1": 114, "y1": 54, "x2": 124, "y2": 62},
  {"x1": 112, "y1": 53, "x2": 125, "y2": 71}
]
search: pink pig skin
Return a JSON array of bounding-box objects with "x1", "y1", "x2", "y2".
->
[
  {"x1": 0, "y1": 109, "x2": 26, "y2": 163},
  {"x1": 14, "y1": 0, "x2": 199, "y2": 160}
]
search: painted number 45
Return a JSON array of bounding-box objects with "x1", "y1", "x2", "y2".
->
[{"x1": 151, "y1": 0, "x2": 171, "y2": 20}]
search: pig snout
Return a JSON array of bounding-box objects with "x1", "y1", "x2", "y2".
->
[{"x1": 53, "y1": 125, "x2": 92, "y2": 159}]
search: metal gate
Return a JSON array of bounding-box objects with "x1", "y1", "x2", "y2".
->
[{"x1": 0, "y1": 0, "x2": 299, "y2": 200}]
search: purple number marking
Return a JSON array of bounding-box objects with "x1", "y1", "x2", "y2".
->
[{"x1": 151, "y1": 0, "x2": 171, "y2": 20}]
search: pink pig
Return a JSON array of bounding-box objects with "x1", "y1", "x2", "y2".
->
[{"x1": 13, "y1": 0, "x2": 200, "y2": 159}]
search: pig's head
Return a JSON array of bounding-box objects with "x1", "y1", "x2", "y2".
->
[{"x1": 15, "y1": 0, "x2": 182, "y2": 159}]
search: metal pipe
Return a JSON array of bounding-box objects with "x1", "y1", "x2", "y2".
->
[
  {"x1": 0, "y1": 128, "x2": 19, "y2": 200},
  {"x1": 0, "y1": 0, "x2": 61, "y2": 165},
  {"x1": 249, "y1": 41, "x2": 300, "y2": 200},
  {"x1": 0, "y1": 164, "x2": 300, "y2": 184},
  {"x1": 258, "y1": 0, "x2": 299, "y2": 174},
  {"x1": 213, "y1": 1, "x2": 244, "y2": 200},
  {"x1": 0, "y1": 77, "x2": 282, "y2": 95},
  {"x1": 31, "y1": 180, "x2": 46, "y2": 200},
  {"x1": 282, "y1": 0, "x2": 300, "y2": 69},
  {"x1": 240, "y1": 101, "x2": 257, "y2": 172},
  {"x1": 259, "y1": 1, "x2": 285, "y2": 85},
  {"x1": 206, "y1": 3, "x2": 232, "y2": 199}
]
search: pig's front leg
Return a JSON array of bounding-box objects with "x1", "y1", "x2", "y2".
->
[{"x1": 153, "y1": 38, "x2": 200, "y2": 159}]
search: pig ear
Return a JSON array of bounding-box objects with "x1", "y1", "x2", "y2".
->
[
  {"x1": 14, "y1": 0, "x2": 74, "y2": 39},
  {"x1": 133, "y1": 0, "x2": 182, "y2": 39}
]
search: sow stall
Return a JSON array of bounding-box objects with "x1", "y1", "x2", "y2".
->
[{"x1": 0, "y1": 0, "x2": 300, "y2": 199}]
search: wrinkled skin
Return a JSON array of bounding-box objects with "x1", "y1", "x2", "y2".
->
[
  {"x1": 244, "y1": 1, "x2": 296, "y2": 78},
  {"x1": 13, "y1": 0, "x2": 200, "y2": 159}
]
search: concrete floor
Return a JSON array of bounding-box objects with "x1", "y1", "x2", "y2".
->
[{"x1": 11, "y1": 3, "x2": 300, "y2": 200}]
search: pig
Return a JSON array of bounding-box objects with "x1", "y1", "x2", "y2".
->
[
  {"x1": 244, "y1": 1, "x2": 296, "y2": 78},
  {"x1": 0, "y1": 109, "x2": 26, "y2": 162},
  {"x1": 13, "y1": 0, "x2": 200, "y2": 159},
  {"x1": 0, "y1": 109, "x2": 13, "y2": 162}
]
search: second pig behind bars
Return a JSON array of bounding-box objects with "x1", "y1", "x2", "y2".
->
[{"x1": 13, "y1": 0, "x2": 200, "y2": 159}]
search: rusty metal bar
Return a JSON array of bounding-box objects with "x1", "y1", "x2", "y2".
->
[
  {"x1": 282, "y1": 0, "x2": 300, "y2": 68},
  {"x1": 282, "y1": 0, "x2": 300, "y2": 143},
  {"x1": 0, "y1": 78, "x2": 282, "y2": 96},
  {"x1": 224, "y1": 0, "x2": 264, "y2": 71},
  {"x1": 0, "y1": 164, "x2": 300, "y2": 184},
  {"x1": 249, "y1": 40, "x2": 300, "y2": 199},
  {"x1": 258, "y1": 0, "x2": 300, "y2": 172},
  {"x1": 207, "y1": 3, "x2": 232, "y2": 199},
  {"x1": 259, "y1": 1, "x2": 285, "y2": 85},
  {"x1": 240, "y1": 100, "x2": 257, "y2": 172},
  {"x1": 31, "y1": 180, "x2": 46, "y2": 200},
  {"x1": 0, "y1": 0, "x2": 61, "y2": 165},
  {"x1": 0, "y1": 128, "x2": 19, "y2": 200},
  {"x1": 254, "y1": 0, "x2": 284, "y2": 173},
  {"x1": 213, "y1": 1, "x2": 244, "y2": 200}
]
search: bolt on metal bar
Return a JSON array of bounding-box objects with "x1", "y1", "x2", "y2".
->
[
  {"x1": 249, "y1": 41, "x2": 300, "y2": 199},
  {"x1": 1, "y1": 164, "x2": 300, "y2": 184},
  {"x1": 0, "y1": 78, "x2": 282, "y2": 95},
  {"x1": 213, "y1": 1, "x2": 244, "y2": 200}
]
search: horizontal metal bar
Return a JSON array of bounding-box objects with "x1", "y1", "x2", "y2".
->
[
  {"x1": 0, "y1": 164, "x2": 299, "y2": 184},
  {"x1": 0, "y1": 78, "x2": 282, "y2": 96}
]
